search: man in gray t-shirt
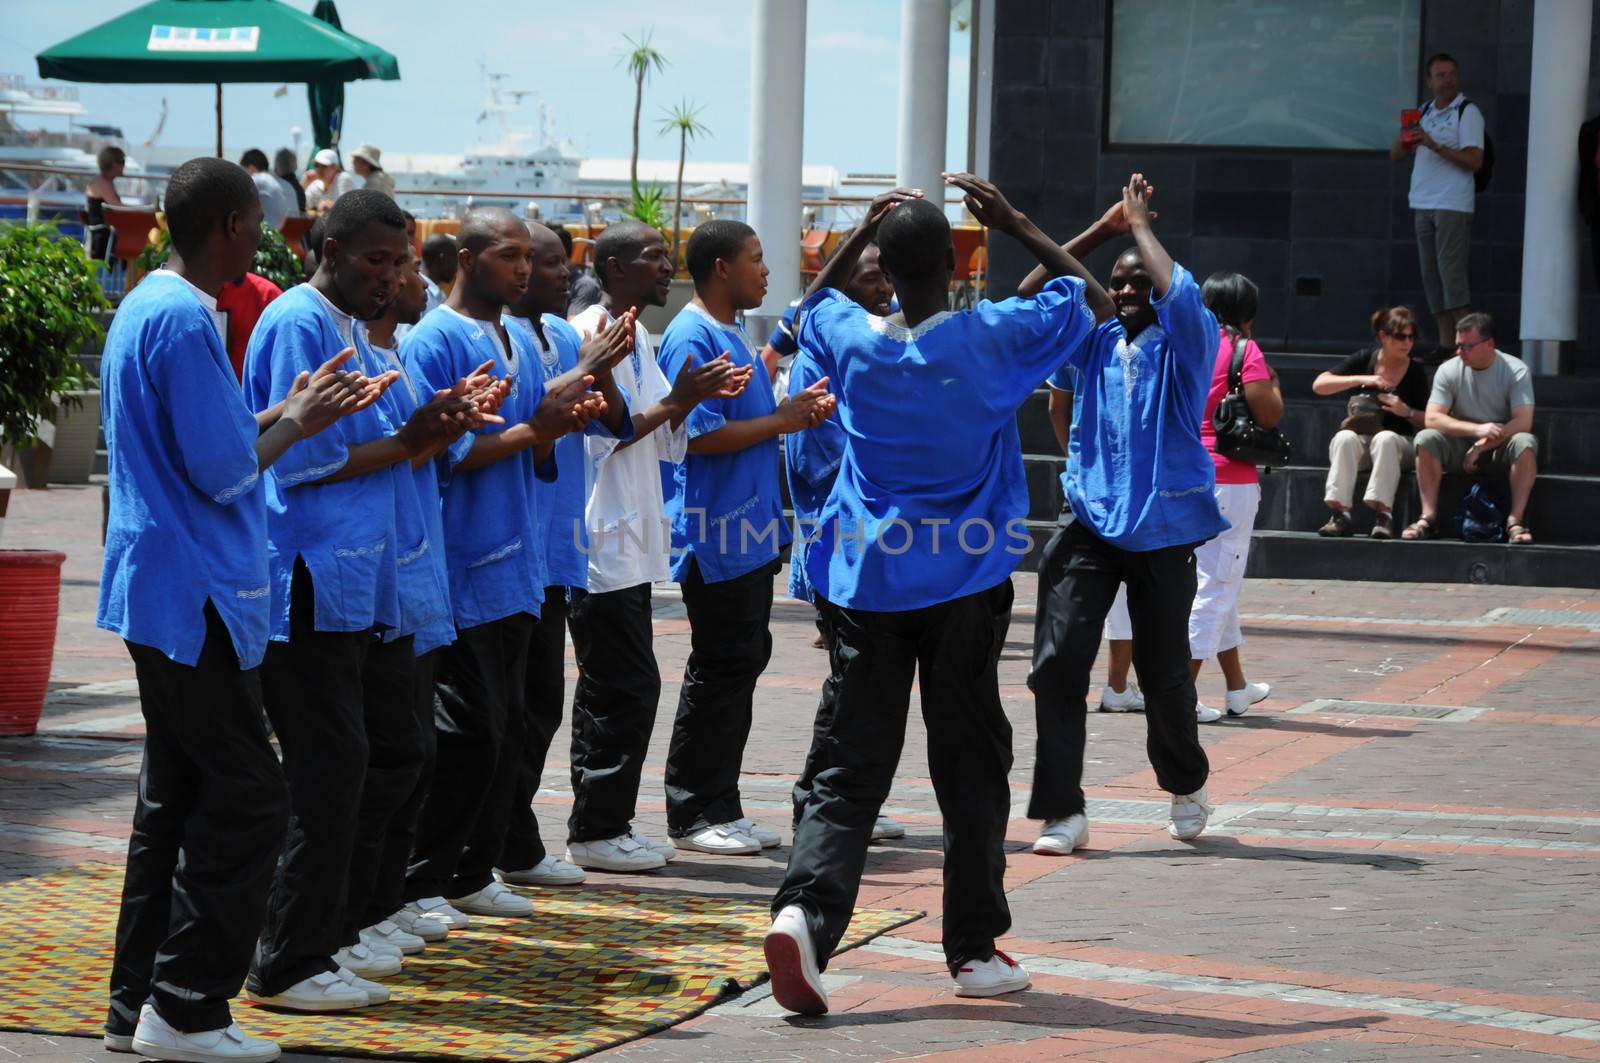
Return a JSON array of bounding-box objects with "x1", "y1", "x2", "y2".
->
[{"x1": 1403, "y1": 312, "x2": 1538, "y2": 542}]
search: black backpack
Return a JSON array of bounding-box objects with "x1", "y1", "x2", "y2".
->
[{"x1": 1422, "y1": 97, "x2": 1494, "y2": 194}]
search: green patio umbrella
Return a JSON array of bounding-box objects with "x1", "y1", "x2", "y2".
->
[{"x1": 36, "y1": 0, "x2": 398, "y2": 157}]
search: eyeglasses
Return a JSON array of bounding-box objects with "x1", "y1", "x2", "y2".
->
[
  {"x1": 1454, "y1": 337, "x2": 1488, "y2": 351},
  {"x1": 1388, "y1": 331, "x2": 1417, "y2": 341}
]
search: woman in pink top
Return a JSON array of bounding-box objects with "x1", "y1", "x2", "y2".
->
[{"x1": 1192, "y1": 273, "x2": 1283, "y2": 721}]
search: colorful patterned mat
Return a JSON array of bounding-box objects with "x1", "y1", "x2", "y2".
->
[{"x1": 0, "y1": 864, "x2": 920, "y2": 1061}]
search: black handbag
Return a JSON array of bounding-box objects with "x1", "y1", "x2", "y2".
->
[{"x1": 1212, "y1": 331, "x2": 1292, "y2": 468}]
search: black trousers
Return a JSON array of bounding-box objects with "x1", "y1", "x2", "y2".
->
[
  {"x1": 404, "y1": 612, "x2": 533, "y2": 900},
  {"x1": 340, "y1": 634, "x2": 424, "y2": 944},
  {"x1": 252, "y1": 562, "x2": 371, "y2": 997},
  {"x1": 501, "y1": 588, "x2": 569, "y2": 870},
  {"x1": 566, "y1": 582, "x2": 661, "y2": 844},
  {"x1": 792, "y1": 595, "x2": 877, "y2": 825},
  {"x1": 108, "y1": 603, "x2": 288, "y2": 1036},
  {"x1": 773, "y1": 580, "x2": 1016, "y2": 974},
  {"x1": 1028, "y1": 515, "x2": 1210, "y2": 820},
  {"x1": 366, "y1": 648, "x2": 439, "y2": 928},
  {"x1": 664, "y1": 557, "x2": 778, "y2": 835}
]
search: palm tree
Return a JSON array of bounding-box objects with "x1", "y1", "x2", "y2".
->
[
  {"x1": 619, "y1": 30, "x2": 668, "y2": 196},
  {"x1": 659, "y1": 100, "x2": 710, "y2": 264}
]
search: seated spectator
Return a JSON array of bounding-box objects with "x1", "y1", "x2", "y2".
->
[
  {"x1": 1404, "y1": 312, "x2": 1537, "y2": 543},
  {"x1": 273, "y1": 148, "x2": 307, "y2": 215},
  {"x1": 86, "y1": 145, "x2": 126, "y2": 264},
  {"x1": 239, "y1": 148, "x2": 293, "y2": 229},
  {"x1": 1192, "y1": 271, "x2": 1281, "y2": 721},
  {"x1": 1313, "y1": 306, "x2": 1431, "y2": 538},
  {"x1": 304, "y1": 148, "x2": 357, "y2": 211},
  {"x1": 350, "y1": 144, "x2": 396, "y2": 198}
]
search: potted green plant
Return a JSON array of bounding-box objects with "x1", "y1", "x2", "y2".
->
[{"x1": 0, "y1": 221, "x2": 107, "y2": 735}]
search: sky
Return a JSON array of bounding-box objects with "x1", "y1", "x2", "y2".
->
[{"x1": 2, "y1": 0, "x2": 973, "y2": 175}]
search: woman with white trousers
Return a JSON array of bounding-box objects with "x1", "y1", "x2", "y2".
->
[{"x1": 1190, "y1": 272, "x2": 1283, "y2": 721}]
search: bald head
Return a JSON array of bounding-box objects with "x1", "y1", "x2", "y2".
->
[
  {"x1": 458, "y1": 207, "x2": 525, "y2": 255},
  {"x1": 528, "y1": 219, "x2": 565, "y2": 256}
]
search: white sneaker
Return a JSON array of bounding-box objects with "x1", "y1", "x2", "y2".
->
[
  {"x1": 567, "y1": 833, "x2": 667, "y2": 872},
  {"x1": 390, "y1": 906, "x2": 450, "y2": 941},
  {"x1": 333, "y1": 965, "x2": 390, "y2": 1005},
  {"x1": 734, "y1": 817, "x2": 782, "y2": 849},
  {"x1": 405, "y1": 896, "x2": 470, "y2": 930},
  {"x1": 1032, "y1": 813, "x2": 1089, "y2": 855},
  {"x1": 870, "y1": 816, "x2": 906, "y2": 841},
  {"x1": 763, "y1": 905, "x2": 828, "y2": 1016},
  {"x1": 332, "y1": 942, "x2": 401, "y2": 978},
  {"x1": 953, "y1": 950, "x2": 1031, "y2": 998},
  {"x1": 130, "y1": 1005, "x2": 280, "y2": 1063},
  {"x1": 103, "y1": 1032, "x2": 135, "y2": 1053},
  {"x1": 1099, "y1": 683, "x2": 1145, "y2": 712},
  {"x1": 362, "y1": 919, "x2": 425, "y2": 955},
  {"x1": 1168, "y1": 786, "x2": 1213, "y2": 841},
  {"x1": 629, "y1": 827, "x2": 678, "y2": 862},
  {"x1": 1196, "y1": 702, "x2": 1223, "y2": 723},
  {"x1": 675, "y1": 822, "x2": 761, "y2": 855},
  {"x1": 449, "y1": 880, "x2": 534, "y2": 917},
  {"x1": 246, "y1": 970, "x2": 370, "y2": 1013},
  {"x1": 359, "y1": 936, "x2": 404, "y2": 961},
  {"x1": 1225, "y1": 681, "x2": 1271, "y2": 716},
  {"x1": 496, "y1": 855, "x2": 587, "y2": 886}
]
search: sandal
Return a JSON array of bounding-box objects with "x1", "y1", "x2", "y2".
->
[
  {"x1": 1370, "y1": 512, "x2": 1394, "y2": 540},
  {"x1": 1506, "y1": 517, "x2": 1534, "y2": 544},
  {"x1": 1401, "y1": 515, "x2": 1438, "y2": 541},
  {"x1": 1317, "y1": 510, "x2": 1353, "y2": 538}
]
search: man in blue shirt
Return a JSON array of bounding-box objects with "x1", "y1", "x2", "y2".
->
[
  {"x1": 99, "y1": 157, "x2": 384, "y2": 1063},
  {"x1": 498, "y1": 220, "x2": 636, "y2": 888},
  {"x1": 782, "y1": 241, "x2": 906, "y2": 844},
  {"x1": 242, "y1": 191, "x2": 492, "y2": 1012},
  {"x1": 400, "y1": 207, "x2": 605, "y2": 927},
  {"x1": 656, "y1": 221, "x2": 835, "y2": 857},
  {"x1": 764, "y1": 177, "x2": 1113, "y2": 1015},
  {"x1": 1020, "y1": 175, "x2": 1226, "y2": 856},
  {"x1": 358, "y1": 248, "x2": 477, "y2": 950}
]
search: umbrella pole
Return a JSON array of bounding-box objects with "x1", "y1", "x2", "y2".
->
[{"x1": 215, "y1": 83, "x2": 223, "y2": 157}]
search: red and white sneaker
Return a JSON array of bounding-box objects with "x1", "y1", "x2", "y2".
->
[
  {"x1": 953, "y1": 949, "x2": 1031, "y2": 998},
  {"x1": 763, "y1": 905, "x2": 828, "y2": 1015}
]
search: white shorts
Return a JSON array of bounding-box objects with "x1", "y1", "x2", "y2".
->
[
  {"x1": 1106, "y1": 584, "x2": 1132, "y2": 641},
  {"x1": 1187, "y1": 481, "x2": 1261, "y2": 660}
]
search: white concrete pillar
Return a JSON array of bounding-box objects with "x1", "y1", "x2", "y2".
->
[
  {"x1": 1518, "y1": 0, "x2": 1592, "y2": 374},
  {"x1": 897, "y1": 0, "x2": 951, "y2": 199},
  {"x1": 747, "y1": 0, "x2": 807, "y2": 322}
]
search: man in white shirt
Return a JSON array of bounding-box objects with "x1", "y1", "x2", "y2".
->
[
  {"x1": 305, "y1": 148, "x2": 359, "y2": 212},
  {"x1": 564, "y1": 221, "x2": 751, "y2": 873},
  {"x1": 1391, "y1": 52, "x2": 1486, "y2": 356},
  {"x1": 239, "y1": 148, "x2": 292, "y2": 230}
]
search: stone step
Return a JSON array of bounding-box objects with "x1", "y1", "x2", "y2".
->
[
  {"x1": 1244, "y1": 530, "x2": 1600, "y2": 589},
  {"x1": 1256, "y1": 465, "x2": 1595, "y2": 544}
]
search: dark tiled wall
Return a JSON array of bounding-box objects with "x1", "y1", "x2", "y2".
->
[{"x1": 987, "y1": 0, "x2": 1600, "y2": 369}]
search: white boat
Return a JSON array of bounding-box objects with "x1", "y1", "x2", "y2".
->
[
  {"x1": 0, "y1": 75, "x2": 152, "y2": 230},
  {"x1": 383, "y1": 72, "x2": 843, "y2": 225}
]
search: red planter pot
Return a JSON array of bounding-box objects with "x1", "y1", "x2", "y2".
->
[{"x1": 0, "y1": 550, "x2": 66, "y2": 736}]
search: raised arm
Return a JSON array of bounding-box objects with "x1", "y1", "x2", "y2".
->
[
  {"x1": 945, "y1": 172, "x2": 1114, "y2": 322},
  {"x1": 802, "y1": 188, "x2": 922, "y2": 303},
  {"x1": 1018, "y1": 192, "x2": 1158, "y2": 298},
  {"x1": 1122, "y1": 173, "x2": 1172, "y2": 299}
]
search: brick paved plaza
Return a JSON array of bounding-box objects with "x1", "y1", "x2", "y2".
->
[{"x1": 3, "y1": 484, "x2": 1597, "y2": 1062}]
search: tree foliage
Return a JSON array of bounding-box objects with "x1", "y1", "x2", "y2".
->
[
  {"x1": 0, "y1": 223, "x2": 106, "y2": 450},
  {"x1": 136, "y1": 221, "x2": 303, "y2": 293}
]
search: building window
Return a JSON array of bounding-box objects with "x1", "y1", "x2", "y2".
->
[{"x1": 1106, "y1": 0, "x2": 1421, "y2": 151}]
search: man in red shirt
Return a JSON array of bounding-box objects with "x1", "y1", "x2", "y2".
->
[{"x1": 217, "y1": 272, "x2": 284, "y2": 381}]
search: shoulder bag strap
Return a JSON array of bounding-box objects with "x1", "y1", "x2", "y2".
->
[{"x1": 1228, "y1": 330, "x2": 1247, "y2": 394}]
